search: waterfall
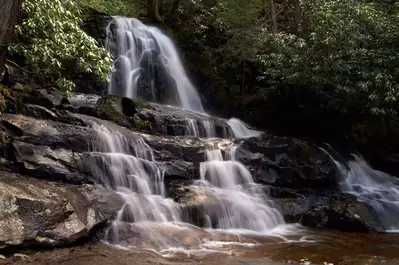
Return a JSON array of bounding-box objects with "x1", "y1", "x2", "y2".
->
[
  {"x1": 326, "y1": 150, "x2": 399, "y2": 232},
  {"x1": 195, "y1": 141, "x2": 285, "y2": 231},
  {"x1": 106, "y1": 17, "x2": 204, "y2": 113},
  {"x1": 89, "y1": 123, "x2": 285, "y2": 252},
  {"x1": 227, "y1": 118, "x2": 262, "y2": 138},
  {"x1": 90, "y1": 124, "x2": 183, "y2": 249},
  {"x1": 94, "y1": 16, "x2": 291, "y2": 254}
]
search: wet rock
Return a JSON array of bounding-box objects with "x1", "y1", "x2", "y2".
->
[
  {"x1": 163, "y1": 160, "x2": 198, "y2": 182},
  {"x1": 237, "y1": 135, "x2": 339, "y2": 189},
  {"x1": 0, "y1": 171, "x2": 123, "y2": 248},
  {"x1": 24, "y1": 104, "x2": 58, "y2": 120},
  {"x1": 120, "y1": 97, "x2": 136, "y2": 117},
  {"x1": 11, "y1": 141, "x2": 92, "y2": 184},
  {"x1": 301, "y1": 201, "x2": 384, "y2": 233},
  {"x1": 136, "y1": 102, "x2": 232, "y2": 137},
  {"x1": 2, "y1": 114, "x2": 92, "y2": 152},
  {"x1": 274, "y1": 192, "x2": 385, "y2": 233},
  {"x1": 30, "y1": 88, "x2": 64, "y2": 109}
]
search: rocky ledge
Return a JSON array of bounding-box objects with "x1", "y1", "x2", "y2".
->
[{"x1": 0, "y1": 81, "x2": 387, "y2": 250}]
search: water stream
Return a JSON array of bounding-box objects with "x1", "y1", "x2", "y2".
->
[{"x1": 327, "y1": 151, "x2": 399, "y2": 232}]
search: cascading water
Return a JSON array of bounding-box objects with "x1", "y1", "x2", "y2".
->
[
  {"x1": 89, "y1": 122, "x2": 286, "y2": 253},
  {"x1": 194, "y1": 141, "x2": 285, "y2": 232},
  {"x1": 106, "y1": 17, "x2": 204, "y2": 113},
  {"x1": 227, "y1": 118, "x2": 262, "y2": 138},
  {"x1": 96, "y1": 16, "x2": 292, "y2": 254},
  {"x1": 326, "y1": 150, "x2": 399, "y2": 232},
  {"x1": 90, "y1": 123, "x2": 184, "y2": 249}
]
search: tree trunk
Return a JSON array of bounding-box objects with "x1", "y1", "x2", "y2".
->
[
  {"x1": 148, "y1": 0, "x2": 164, "y2": 23},
  {"x1": 0, "y1": 0, "x2": 21, "y2": 80},
  {"x1": 266, "y1": 0, "x2": 278, "y2": 33},
  {"x1": 167, "y1": 0, "x2": 181, "y2": 19},
  {"x1": 293, "y1": 0, "x2": 302, "y2": 37}
]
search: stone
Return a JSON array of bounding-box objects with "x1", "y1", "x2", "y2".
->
[
  {"x1": 236, "y1": 135, "x2": 339, "y2": 189},
  {"x1": 30, "y1": 88, "x2": 64, "y2": 109},
  {"x1": 0, "y1": 171, "x2": 123, "y2": 248}
]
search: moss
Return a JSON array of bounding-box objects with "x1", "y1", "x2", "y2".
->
[
  {"x1": 108, "y1": 95, "x2": 121, "y2": 104},
  {"x1": 134, "y1": 118, "x2": 151, "y2": 131},
  {"x1": 134, "y1": 100, "x2": 153, "y2": 110},
  {"x1": 97, "y1": 100, "x2": 123, "y2": 121}
]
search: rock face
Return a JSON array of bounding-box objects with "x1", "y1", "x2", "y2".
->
[
  {"x1": 0, "y1": 171, "x2": 123, "y2": 248},
  {"x1": 237, "y1": 135, "x2": 339, "y2": 189},
  {"x1": 0, "y1": 83, "x2": 389, "y2": 251}
]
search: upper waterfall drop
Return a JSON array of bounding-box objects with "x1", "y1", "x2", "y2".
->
[{"x1": 106, "y1": 17, "x2": 204, "y2": 113}]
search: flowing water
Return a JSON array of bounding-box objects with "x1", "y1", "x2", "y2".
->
[
  {"x1": 194, "y1": 141, "x2": 284, "y2": 232},
  {"x1": 89, "y1": 121, "x2": 287, "y2": 255},
  {"x1": 106, "y1": 17, "x2": 204, "y2": 112},
  {"x1": 227, "y1": 118, "x2": 262, "y2": 138},
  {"x1": 327, "y1": 151, "x2": 399, "y2": 232}
]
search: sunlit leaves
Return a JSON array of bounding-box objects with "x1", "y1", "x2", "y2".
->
[{"x1": 11, "y1": 0, "x2": 113, "y2": 95}]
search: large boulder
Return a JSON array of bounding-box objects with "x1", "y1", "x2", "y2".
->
[
  {"x1": 0, "y1": 171, "x2": 123, "y2": 248},
  {"x1": 236, "y1": 135, "x2": 339, "y2": 189}
]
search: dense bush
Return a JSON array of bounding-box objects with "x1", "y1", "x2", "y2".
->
[{"x1": 10, "y1": 0, "x2": 113, "y2": 96}]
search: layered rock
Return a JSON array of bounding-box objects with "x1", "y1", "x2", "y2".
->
[
  {"x1": 0, "y1": 171, "x2": 123, "y2": 248},
  {"x1": 0, "y1": 84, "x2": 388, "y2": 251}
]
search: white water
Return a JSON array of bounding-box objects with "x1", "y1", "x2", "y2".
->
[
  {"x1": 89, "y1": 123, "x2": 287, "y2": 252},
  {"x1": 228, "y1": 118, "x2": 262, "y2": 138},
  {"x1": 185, "y1": 118, "x2": 223, "y2": 138},
  {"x1": 194, "y1": 140, "x2": 285, "y2": 232},
  {"x1": 106, "y1": 17, "x2": 204, "y2": 112},
  {"x1": 328, "y1": 152, "x2": 399, "y2": 231},
  {"x1": 90, "y1": 124, "x2": 184, "y2": 249}
]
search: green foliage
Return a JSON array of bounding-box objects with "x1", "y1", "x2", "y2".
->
[
  {"x1": 258, "y1": 0, "x2": 399, "y2": 116},
  {"x1": 77, "y1": 0, "x2": 140, "y2": 17},
  {"x1": 170, "y1": 0, "x2": 399, "y2": 117},
  {"x1": 215, "y1": 0, "x2": 263, "y2": 64},
  {"x1": 11, "y1": 0, "x2": 113, "y2": 95}
]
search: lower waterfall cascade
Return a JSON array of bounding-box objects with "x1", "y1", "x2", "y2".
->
[{"x1": 88, "y1": 120, "x2": 289, "y2": 254}]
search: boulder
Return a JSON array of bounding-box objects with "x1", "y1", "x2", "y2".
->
[
  {"x1": 237, "y1": 135, "x2": 339, "y2": 189},
  {"x1": 273, "y1": 192, "x2": 385, "y2": 233},
  {"x1": 0, "y1": 171, "x2": 123, "y2": 248}
]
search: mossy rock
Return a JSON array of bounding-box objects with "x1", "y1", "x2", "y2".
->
[
  {"x1": 97, "y1": 98, "x2": 124, "y2": 122},
  {"x1": 134, "y1": 100, "x2": 153, "y2": 110},
  {"x1": 134, "y1": 118, "x2": 152, "y2": 131}
]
